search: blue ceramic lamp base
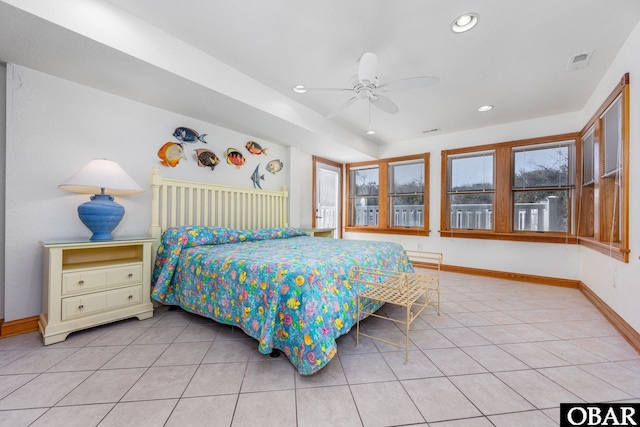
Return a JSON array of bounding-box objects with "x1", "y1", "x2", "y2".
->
[{"x1": 77, "y1": 194, "x2": 124, "y2": 241}]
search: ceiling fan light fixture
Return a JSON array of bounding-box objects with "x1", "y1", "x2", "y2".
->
[
  {"x1": 452, "y1": 13, "x2": 479, "y2": 33},
  {"x1": 477, "y1": 105, "x2": 493, "y2": 112},
  {"x1": 292, "y1": 85, "x2": 307, "y2": 93}
]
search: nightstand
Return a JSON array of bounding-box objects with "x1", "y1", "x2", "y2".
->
[
  {"x1": 301, "y1": 228, "x2": 335, "y2": 238},
  {"x1": 39, "y1": 237, "x2": 155, "y2": 345}
]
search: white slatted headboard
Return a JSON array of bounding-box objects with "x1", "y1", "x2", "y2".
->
[{"x1": 149, "y1": 167, "x2": 289, "y2": 253}]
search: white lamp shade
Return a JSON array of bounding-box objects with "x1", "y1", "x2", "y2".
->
[{"x1": 59, "y1": 158, "x2": 144, "y2": 196}]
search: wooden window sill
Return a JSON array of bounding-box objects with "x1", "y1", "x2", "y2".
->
[
  {"x1": 578, "y1": 237, "x2": 629, "y2": 263},
  {"x1": 345, "y1": 227, "x2": 430, "y2": 237},
  {"x1": 438, "y1": 229, "x2": 578, "y2": 244}
]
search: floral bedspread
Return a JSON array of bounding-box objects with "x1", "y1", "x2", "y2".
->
[{"x1": 151, "y1": 226, "x2": 413, "y2": 375}]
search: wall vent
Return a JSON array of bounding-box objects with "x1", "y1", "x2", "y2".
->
[{"x1": 566, "y1": 50, "x2": 594, "y2": 71}]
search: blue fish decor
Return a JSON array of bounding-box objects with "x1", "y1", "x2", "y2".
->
[
  {"x1": 173, "y1": 127, "x2": 208, "y2": 143},
  {"x1": 251, "y1": 164, "x2": 265, "y2": 189}
]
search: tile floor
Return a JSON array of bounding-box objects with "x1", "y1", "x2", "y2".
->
[{"x1": 1, "y1": 270, "x2": 639, "y2": 426}]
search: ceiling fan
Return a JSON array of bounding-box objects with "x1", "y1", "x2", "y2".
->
[{"x1": 292, "y1": 52, "x2": 440, "y2": 119}]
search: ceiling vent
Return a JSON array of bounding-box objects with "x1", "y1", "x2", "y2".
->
[
  {"x1": 422, "y1": 128, "x2": 440, "y2": 134},
  {"x1": 566, "y1": 50, "x2": 594, "y2": 71}
]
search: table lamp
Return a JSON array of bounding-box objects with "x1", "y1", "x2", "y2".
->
[{"x1": 59, "y1": 158, "x2": 144, "y2": 241}]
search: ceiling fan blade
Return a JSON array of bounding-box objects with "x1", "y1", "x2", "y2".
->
[
  {"x1": 358, "y1": 52, "x2": 378, "y2": 84},
  {"x1": 327, "y1": 96, "x2": 358, "y2": 119},
  {"x1": 370, "y1": 94, "x2": 399, "y2": 114},
  {"x1": 377, "y1": 76, "x2": 440, "y2": 92}
]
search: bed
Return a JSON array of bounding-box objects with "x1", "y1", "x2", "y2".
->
[{"x1": 148, "y1": 168, "x2": 413, "y2": 374}]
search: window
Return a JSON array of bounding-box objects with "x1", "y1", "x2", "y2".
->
[
  {"x1": 349, "y1": 167, "x2": 379, "y2": 226},
  {"x1": 346, "y1": 154, "x2": 429, "y2": 235},
  {"x1": 446, "y1": 151, "x2": 494, "y2": 230},
  {"x1": 389, "y1": 161, "x2": 424, "y2": 227},
  {"x1": 577, "y1": 74, "x2": 629, "y2": 262},
  {"x1": 441, "y1": 134, "x2": 579, "y2": 243},
  {"x1": 512, "y1": 142, "x2": 574, "y2": 232}
]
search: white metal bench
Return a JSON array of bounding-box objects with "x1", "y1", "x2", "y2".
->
[{"x1": 350, "y1": 251, "x2": 442, "y2": 364}]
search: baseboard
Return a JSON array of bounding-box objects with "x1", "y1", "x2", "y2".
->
[
  {"x1": 0, "y1": 316, "x2": 40, "y2": 338},
  {"x1": 579, "y1": 283, "x2": 640, "y2": 353},
  {"x1": 413, "y1": 261, "x2": 580, "y2": 288}
]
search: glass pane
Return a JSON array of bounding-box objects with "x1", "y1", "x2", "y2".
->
[
  {"x1": 350, "y1": 168, "x2": 379, "y2": 196},
  {"x1": 390, "y1": 162, "x2": 423, "y2": 195},
  {"x1": 602, "y1": 96, "x2": 622, "y2": 176},
  {"x1": 350, "y1": 197, "x2": 379, "y2": 226},
  {"x1": 582, "y1": 129, "x2": 595, "y2": 185},
  {"x1": 449, "y1": 193, "x2": 493, "y2": 229},
  {"x1": 513, "y1": 144, "x2": 570, "y2": 188},
  {"x1": 450, "y1": 153, "x2": 494, "y2": 191},
  {"x1": 390, "y1": 196, "x2": 424, "y2": 227},
  {"x1": 316, "y1": 166, "x2": 339, "y2": 233},
  {"x1": 513, "y1": 190, "x2": 568, "y2": 232}
]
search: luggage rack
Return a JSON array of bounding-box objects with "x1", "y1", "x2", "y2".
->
[{"x1": 349, "y1": 251, "x2": 442, "y2": 364}]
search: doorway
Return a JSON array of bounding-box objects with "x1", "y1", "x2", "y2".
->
[{"x1": 313, "y1": 156, "x2": 343, "y2": 238}]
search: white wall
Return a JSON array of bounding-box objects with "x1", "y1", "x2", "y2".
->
[
  {"x1": 0, "y1": 64, "x2": 6, "y2": 320},
  {"x1": 4, "y1": 64, "x2": 290, "y2": 321},
  {"x1": 287, "y1": 147, "x2": 313, "y2": 229},
  {"x1": 578, "y1": 19, "x2": 640, "y2": 333}
]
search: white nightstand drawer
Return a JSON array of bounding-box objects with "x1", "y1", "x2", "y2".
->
[
  {"x1": 62, "y1": 285, "x2": 143, "y2": 320},
  {"x1": 62, "y1": 264, "x2": 142, "y2": 295},
  {"x1": 106, "y1": 285, "x2": 142, "y2": 309},
  {"x1": 62, "y1": 292, "x2": 108, "y2": 320}
]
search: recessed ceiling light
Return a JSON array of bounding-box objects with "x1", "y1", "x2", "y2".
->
[
  {"x1": 452, "y1": 13, "x2": 479, "y2": 33},
  {"x1": 292, "y1": 85, "x2": 307, "y2": 93},
  {"x1": 365, "y1": 129, "x2": 376, "y2": 135},
  {"x1": 477, "y1": 105, "x2": 493, "y2": 112}
]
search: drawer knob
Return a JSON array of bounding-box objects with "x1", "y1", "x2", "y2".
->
[
  {"x1": 128, "y1": 295, "x2": 133, "y2": 299},
  {"x1": 128, "y1": 273, "x2": 133, "y2": 278},
  {"x1": 78, "y1": 280, "x2": 85, "y2": 285},
  {"x1": 78, "y1": 304, "x2": 84, "y2": 310}
]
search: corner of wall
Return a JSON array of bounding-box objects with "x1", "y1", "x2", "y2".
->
[{"x1": 0, "y1": 63, "x2": 7, "y2": 320}]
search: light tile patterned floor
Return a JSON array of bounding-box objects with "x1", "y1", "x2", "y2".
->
[{"x1": 1, "y1": 271, "x2": 639, "y2": 426}]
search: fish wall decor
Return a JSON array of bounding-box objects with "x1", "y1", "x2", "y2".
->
[
  {"x1": 158, "y1": 142, "x2": 186, "y2": 167},
  {"x1": 246, "y1": 141, "x2": 268, "y2": 156},
  {"x1": 173, "y1": 127, "x2": 208, "y2": 143},
  {"x1": 266, "y1": 159, "x2": 284, "y2": 174},
  {"x1": 225, "y1": 148, "x2": 246, "y2": 169},
  {"x1": 251, "y1": 164, "x2": 265, "y2": 189},
  {"x1": 194, "y1": 149, "x2": 220, "y2": 170}
]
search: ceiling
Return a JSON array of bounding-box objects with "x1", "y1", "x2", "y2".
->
[{"x1": 2, "y1": 0, "x2": 640, "y2": 162}]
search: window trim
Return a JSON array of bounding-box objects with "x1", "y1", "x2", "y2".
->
[
  {"x1": 440, "y1": 133, "x2": 580, "y2": 244},
  {"x1": 345, "y1": 153, "x2": 430, "y2": 236},
  {"x1": 577, "y1": 74, "x2": 630, "y2": 262}
]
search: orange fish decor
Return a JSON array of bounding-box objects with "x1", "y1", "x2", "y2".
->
[
  {"x1": 158, "y1": 142, "x2": 186, "y2": 167},
  {"x1": 225, "y1": 148, "x2": 246, "y2": 169},
  {"x1": 246, "y1": 141, "x2": 268, "y2": 156}
]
